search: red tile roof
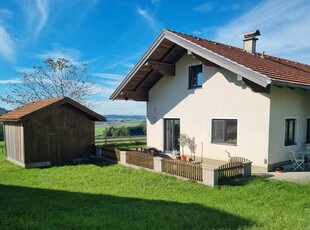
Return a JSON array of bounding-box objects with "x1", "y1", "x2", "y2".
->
[
  {"x1": 0, "y1": 97, "x2": 106, "y2": 122},
  {"x1": 169, "y1": 30, "x2": 310, "y2": 87}
]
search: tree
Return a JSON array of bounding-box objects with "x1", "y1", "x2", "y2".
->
[{"x1": 0, "y1": 57, "x2": 100, "y2": 108}]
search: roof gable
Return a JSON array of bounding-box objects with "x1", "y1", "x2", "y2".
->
[
  {"x1": 110, "y1": 29, "x2": 310, "y2": 101},
  {"x1": 0, "y1": 97, "x2": 106, "y2": 122}
]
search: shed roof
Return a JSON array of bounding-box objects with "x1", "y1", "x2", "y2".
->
[
  {"x1": 110, "y1": 29, "x2": 310, "y2": 101},
  {"x1": 0, "y1": 97, "x2": 106, "y2": 122}
]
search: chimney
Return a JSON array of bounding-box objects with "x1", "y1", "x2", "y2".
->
[{"x1": 242, "y1": 30, "x2": 261, "y2": 54}]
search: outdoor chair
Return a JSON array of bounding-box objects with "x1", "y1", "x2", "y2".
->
[{"x1": 288, "y1": 151, "x2": 304, "y2": 171}]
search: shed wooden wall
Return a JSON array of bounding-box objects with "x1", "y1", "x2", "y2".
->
[
  {"x1": 23, "y1": 103, "x2": 95, "y2": 166},
  {"x1": 4, "y1": 122, "x2": 25, "y2": 165}
]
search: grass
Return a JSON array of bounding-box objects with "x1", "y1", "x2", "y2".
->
[
  {"x1": 95, "y1": 119, "x2": 145, "y2": 137},
  {"x1": 95, "y1": 136, "x2": 146, "y2": 146},
  {"x1": 99, "y1": 142, "x2": 146, "y2": 151},
  {"x1": 1, "y1": 150, "x2": 310, "y2": 229}
]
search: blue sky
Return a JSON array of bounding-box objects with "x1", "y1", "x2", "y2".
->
[{"x1": 1, "y1": 0, "x2": 310, "y2": 115}]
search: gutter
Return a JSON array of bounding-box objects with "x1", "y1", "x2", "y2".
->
[{"x1": 271, "y1": 80, "x2": 310, "y2": 90}]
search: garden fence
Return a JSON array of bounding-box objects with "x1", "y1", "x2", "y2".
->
[
  {"x1": 126, "y1": 150, "x2": 154, "y2": 169},
  {"x1": 162, "y1": 159, "x2": 203, "y2": 181},
  {"x1": 218, "y1": 161, "x2": 243, "y2": 179},
  {"x1": 95, "y1": 135, "x2": 146, "y2": 145},
  {"x1": 99, "y1": 149, "x2": 252, "y2": 186}
]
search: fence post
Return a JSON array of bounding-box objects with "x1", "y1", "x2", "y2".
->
[
  {"x1": 202, "y1": 167, "x2": 218, "y2": 187},
  {"x1": 96, "y1": 146, "x2": 101, "y2": 158},
  {"x1": 119, "y1": 151, "x2": 127, "y2": 165},
  {"x1": 242, "y1": 161, "x2": 252, "y2": 177},
  {"x1": 153, "y1": 157, "x2": 163, "y2": 172}
]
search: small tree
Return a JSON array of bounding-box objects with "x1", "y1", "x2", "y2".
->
[
  {"x1": 0, "y1": 57, "x2": 101, "y2": 108},
  {"x1": 187, "y1": 137, "x2": 197, "y2": 160},
  {"x1": 178, "y1": 133, "x2": 188, "y2": 156}
]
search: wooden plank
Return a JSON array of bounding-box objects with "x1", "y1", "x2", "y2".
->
[
  {"x1": 218, "y1": 161, "x2": 243, "y2": 179},
  {"x1": 162, "y1": 159, "x2": 202, "y2": 182},
  {"x1": 145, "y1": 61, "x2": 175, "y2": 76},
  {"x1": 122, "y1": 90, "x2": 149, "y2": 101},
  {"x1": 4, "y1": 122, "x2": 24, "y2": 164}
]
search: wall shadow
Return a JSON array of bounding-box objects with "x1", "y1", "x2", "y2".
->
[{"x1": 0, "y1": 184, "x2": 255, "y2": 229}]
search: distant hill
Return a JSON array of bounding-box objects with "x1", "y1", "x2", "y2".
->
[{"x1": 103, "y1": 114, "x2": 145, "y2": 120}]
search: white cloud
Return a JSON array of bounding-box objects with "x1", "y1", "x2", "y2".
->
[
  {"x1": 98, "y1": 100, "x2": 146, "y2": 115},
  {"x1": 0, "y1": 26, "x2": 15, "y2": 61},
  {"x1": 34, "y1": 47, "x2": 82, "y2": 63},
  {"x1": 91, "y1": 73, "x2": 128, "y2": 94},
  {"x1": 34, "y1": 0, "x2": 48, "y2": 38},
  {"x1": 92, "y1": 73, "x2": 124, "y2": 81},
  {"x1": 212, "y1": 0, "x2": 310, "y2": 63},
  {"x1": 151, "y1": 0, "x2": 161, "y2": 4},
  {"x1": 193, "y1": 3, "x2": 214, "y2": 12},
  {"x1": 0, "y1": 9, "x2": 13, "y2": 20},
  {"x1": 0, "y1": 78, "x2": 20, "y2": 84},
  {"x1": 23, "y1": 0, "x2": 49, "y2": 39},
  {"x1": 137, "y1": 7, "x2": 161, "y2": 31},
  {"x1": 105, "y1": 59, "x2": 135, "y2": 70}
]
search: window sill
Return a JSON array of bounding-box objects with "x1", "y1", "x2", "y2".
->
[
  {"x1": 188, "y1": 86, "x2": 202, "y2": 90},
  {"x1": 211, "y1": 142, "x2": 237, "y2": 146},
  {"x1": 284, "y1": 143, "x2": 297, "y2": 147}
]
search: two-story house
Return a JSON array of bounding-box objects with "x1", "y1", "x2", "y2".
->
[{"x1": 110, "y1": 29, "x2": 310, "y2": 171}]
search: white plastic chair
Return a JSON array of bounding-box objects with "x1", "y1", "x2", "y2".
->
[{"x1": 288, "y1": 151, "x2": 304, "y2": 171}]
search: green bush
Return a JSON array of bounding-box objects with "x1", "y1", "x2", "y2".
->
[{"x1": 105, "y1": 122, "x2": 146, "y2": 137}]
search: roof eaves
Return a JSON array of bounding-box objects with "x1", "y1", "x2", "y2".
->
[
  {"x1": 165, "y1": 30, "x2": 272, "y2": 88},
  {"x1": 0, "y1": 97, "x2": 106, "y2": 122},
  {"x1": 110, "y1": 30, "x2": 168, "y2": 100}
]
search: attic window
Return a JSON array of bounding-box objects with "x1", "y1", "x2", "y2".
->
[{"x1": 188, "y1": 64, "x2": 203, "y2": 89}]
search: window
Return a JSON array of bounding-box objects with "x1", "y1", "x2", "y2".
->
[
  {"x1": 307, "y1": 119, "x2": 310, "y2": 143},
  {"x1": 188, "y1": 64, "x2": 203, "y2": 89},
  {"x1": 164, "y1": 119, "x2": 180, "y2": 152},
  {"x1": 212, "y1": 119, "x2": 237, "y2": 144},
  {"x1": 285, "y1": 119, "x2": 296, "y2": 146}
]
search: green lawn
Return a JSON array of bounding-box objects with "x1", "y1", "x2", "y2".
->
[{"x1": 0, "y1": 150, "x2": 310, "y2": 229}]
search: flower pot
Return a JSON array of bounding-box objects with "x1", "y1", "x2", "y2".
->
[
  {"x1": 276, "y1": 167, "x2": 285, "y2": 173},
  {"x1": 181, "y1": 155, "x2": 187, "y2": 161}
]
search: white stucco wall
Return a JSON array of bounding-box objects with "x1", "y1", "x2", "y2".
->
[
  {"x1": 147, "y1": 54, "x2": 271, "y2": 168},
  {"x1": 268, "y1": 86, "x2": 310, "y2": 167}
]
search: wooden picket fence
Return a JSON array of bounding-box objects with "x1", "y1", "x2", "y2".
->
[
  {"x1": 229, "y1": 156, "x2": 251, "y2": 163},
  {"x1": 218, "y1": 161, "x2": 243, "y2": 179},
  {"x1": 126, "y1": 150, "x2": 154, "y2": 169},
  {"x1": 162, "y1": 159, "x2": 203, "y2": 182}
]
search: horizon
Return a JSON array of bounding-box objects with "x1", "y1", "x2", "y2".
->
[{"x1": 1, "y1": 0, "x2": 310, "y2": 115}]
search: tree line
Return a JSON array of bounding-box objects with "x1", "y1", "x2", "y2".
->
[{"x1": 105, "y1": 122, "x2": 146, "y2": 137}]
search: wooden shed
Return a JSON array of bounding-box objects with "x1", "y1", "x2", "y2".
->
[{"x1": 0, "y1": 97, "x2": 106, "y2": 168}]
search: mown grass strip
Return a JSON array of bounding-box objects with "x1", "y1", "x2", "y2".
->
[{"x1": 0, "y1": 150, "x2": 310, "y2": 229}]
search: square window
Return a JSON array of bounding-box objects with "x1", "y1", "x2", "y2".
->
[
  {"x1": 212, "y1": 119, "x2": 237, "y2": 144},
  {"x1": 285, "y1": 119, "x2": 296, "y2": 146},
  {"x1": 189, "y1": 64, "x2": 203, "y2": 89}
]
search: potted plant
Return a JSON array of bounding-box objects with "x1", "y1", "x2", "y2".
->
[
  {"x1": 276, "y1": 166, "x2": 285, "y2": 173},
  {"x1": 179, "y1": 133, "x2": 188, "y2": 161}
]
